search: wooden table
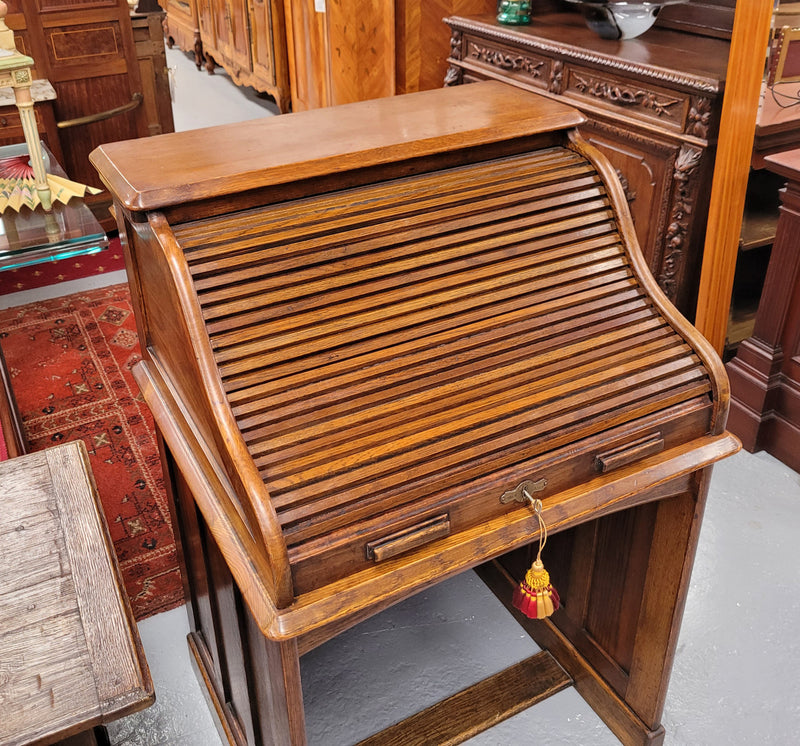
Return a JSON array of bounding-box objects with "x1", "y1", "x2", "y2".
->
[{"x1": 0, "y1": 441, "x2": 153, "y2": 746}]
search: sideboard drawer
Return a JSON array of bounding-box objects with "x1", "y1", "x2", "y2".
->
[
  {"x1": 562, "y1": 63, "x2": 691, "y2": 134},
  {"x1": 461, "y1": 33, "x2": 552, "y2": 92}
]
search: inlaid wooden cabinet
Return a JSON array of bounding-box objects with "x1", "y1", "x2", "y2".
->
[
  {"x1": 283, "y1": 0, "x2": 497, "y2": 111},
  {"x1": 444, "y1": 11, "x2": 732, "y2": 319},
  {"x1": 199, "y1": 0, "x2": 291, "y2": 112}
]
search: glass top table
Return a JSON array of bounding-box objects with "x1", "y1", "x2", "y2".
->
[{"x1": 0, "y1": 142, "x2": 108, "y2": 271}]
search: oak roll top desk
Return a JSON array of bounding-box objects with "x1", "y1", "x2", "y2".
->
[{"x1": 90, "y1": 81, "x2": 739, "y2": 745}]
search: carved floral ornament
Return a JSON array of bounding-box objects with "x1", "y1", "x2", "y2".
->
[
  {"x1": 658, "y1": 145, "x2": 703, "y2": 300},
  {"x1": 573, "y1": 72, "x2": 680, "y2": 118},
  {"x1": 687, "y1": 96, "x2": 711, "y2": 139},
  {"x1": 468, "y1": 42, "x2": 544, "y2": 77},
  {"x1": 450, "y1": 29, "x2": 463, "y2": 61}
]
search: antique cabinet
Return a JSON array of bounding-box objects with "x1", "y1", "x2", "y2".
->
[
  {"x1": 132, "y1": 11, "x2": 175, "y2": 137},
  {"x1": 395, "y1": 0, "x2": 499, "y2": 94},
  {"x1": 199, "y1": 0, "x2": 291, "y2": 113},
  {"x1": 283, "y1": 0, "x2": 498, "y2": 111},
  {"x1": 444, "y1": 11, "x2": 732, "y2": 318},
  {"x1": 282, "y1": 0, "x2": 396, "y2": 111},
  {"x1": 163, "y1": 0, "x2": 204, "y2": 69}
]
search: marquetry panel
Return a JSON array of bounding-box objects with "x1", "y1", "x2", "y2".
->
[
  {"x1": 395, "y1": 0, "x2": 496, "y2": 93},
  {"x1": 48, "y1": 24, "x2": 121, "y2": 63},
  {"x1": 326, "y1": 0, "x2": 395, "y2": 106},
  {"x1": 36, "y1": 0, "x2": 121, "y2": 12}
]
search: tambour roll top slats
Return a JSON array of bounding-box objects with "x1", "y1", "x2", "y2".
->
[{"x1": 173, "y1": 145, "x2": 712, "y2": 565}]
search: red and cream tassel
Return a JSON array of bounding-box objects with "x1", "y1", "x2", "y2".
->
[{"x1": 512, "y1": 497, "x2": 560, "y2": 620}]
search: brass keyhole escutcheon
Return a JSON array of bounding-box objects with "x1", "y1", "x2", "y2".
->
[{"x1": 500, "y1": 477, "x2": 548, "y2": 505}]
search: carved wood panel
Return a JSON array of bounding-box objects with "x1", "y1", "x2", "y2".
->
[
  {"x1": 579, "y1": 122, "x2": 676, "y2": 286},
  {"x1": 198, "y1": 0, "x2": 289, "y2": 111},
  {"x1": 563, "y1": 64, "x2": 690, "y2": 133},
  {"x1": 444, "y1": 15, "x2": 727, "y2": 318},
  {"x1": 249, "y1": 0, "x2": 276, "y2": 86}
]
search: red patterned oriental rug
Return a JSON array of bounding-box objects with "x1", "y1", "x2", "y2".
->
[{"x1": 0, "y1": 283, "x2": 183, "y2": 620}]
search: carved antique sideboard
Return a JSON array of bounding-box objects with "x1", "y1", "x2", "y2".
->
[
  {"x1": 445, "y1": 12, "x2": 731, "y2": 319},
  {"x1": 91, "y1": 82, "x2": 739, "y2": 744}
]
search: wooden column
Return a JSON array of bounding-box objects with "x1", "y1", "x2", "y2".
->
[{"x1": 694, "y1": 0, "x2": 774, "y2": 353}]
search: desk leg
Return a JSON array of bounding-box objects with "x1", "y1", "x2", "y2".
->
[
  {"x1": 481, "y1": 469, "x2": 711, "y2": 745},
  {"x1": 160, "y1": 439, "x2": 307, "y2": 746}
]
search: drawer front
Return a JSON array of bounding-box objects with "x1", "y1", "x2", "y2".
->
[
  {"x1": 0, "y1": 108, "x2": 53, "y2": 152},
  {"x1": 460, "y1": 33, "x2": 552, "y2": 92},
  {"x1": 562, "y1": 63, "x2": 691, "y2": 134},
  {"x1": 288, "y1": 398, "x2": 712, "y2": 594}
]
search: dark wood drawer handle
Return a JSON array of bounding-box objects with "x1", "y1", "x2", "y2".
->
[
  {"x1": 594, "y1": 433, "x2": 665, "y2": 473},
  {"x1": 366, "y1": 514, "x2": 450, "y2": 562}
]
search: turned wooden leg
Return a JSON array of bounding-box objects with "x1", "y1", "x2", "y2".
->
[{"x1": 193, "y1": 31, "x2": 204, "y2": 71}]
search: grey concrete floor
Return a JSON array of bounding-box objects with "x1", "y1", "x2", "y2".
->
[{"x1": 77, "y1": 45, "x2": 800, "y2": 744}]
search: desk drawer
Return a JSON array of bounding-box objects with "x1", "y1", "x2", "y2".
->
[
  {"x1": 287, "y1": 396, "x2": 712, "y2": 594},
  {"x1": 460, "y1": 33, "x2": 552, "y2": 92}
]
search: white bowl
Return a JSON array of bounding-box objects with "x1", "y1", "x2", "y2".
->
[{"x1": 565, "y1": 1, "x2": 687, "y2": 40}]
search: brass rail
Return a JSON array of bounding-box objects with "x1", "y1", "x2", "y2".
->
[{"x1": 57, "y1": 92, "x2": 143, "y2": 129}]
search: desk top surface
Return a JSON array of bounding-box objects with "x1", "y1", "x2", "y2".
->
[
  {"x1": 0, "y1": 441, "x2": 153, "y2": 745},
  {"x1": 91, "y1": 80, "x2": 585, "y2": 212}
]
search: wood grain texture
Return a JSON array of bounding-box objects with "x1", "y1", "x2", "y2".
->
[
  {"x1": 90, "y1": 81, "x2": 585, "y2": 211},
  {"x1": 726, "y1": 154, "x2": 800, "y2": 470},
  {"x1": 395, "y1": 0, "x2": 496, "y2": 94},
  {"x1": 694, "y1": 0, "x2": 774, "y2": 352},
  {"x1": 476, "y1": 559, "x2": 667, "y2": 745},
  {"x1": 0, "y1": 442, "x2": 153, "y2": 746}
]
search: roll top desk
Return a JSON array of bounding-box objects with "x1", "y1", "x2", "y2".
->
[{"x1": 91, "y1": 81, "x2": 739, "y2": 745}]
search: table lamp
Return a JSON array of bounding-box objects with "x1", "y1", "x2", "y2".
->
[{"x1": 0, "y1": 0, "x2": 51, "y2": 210}]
